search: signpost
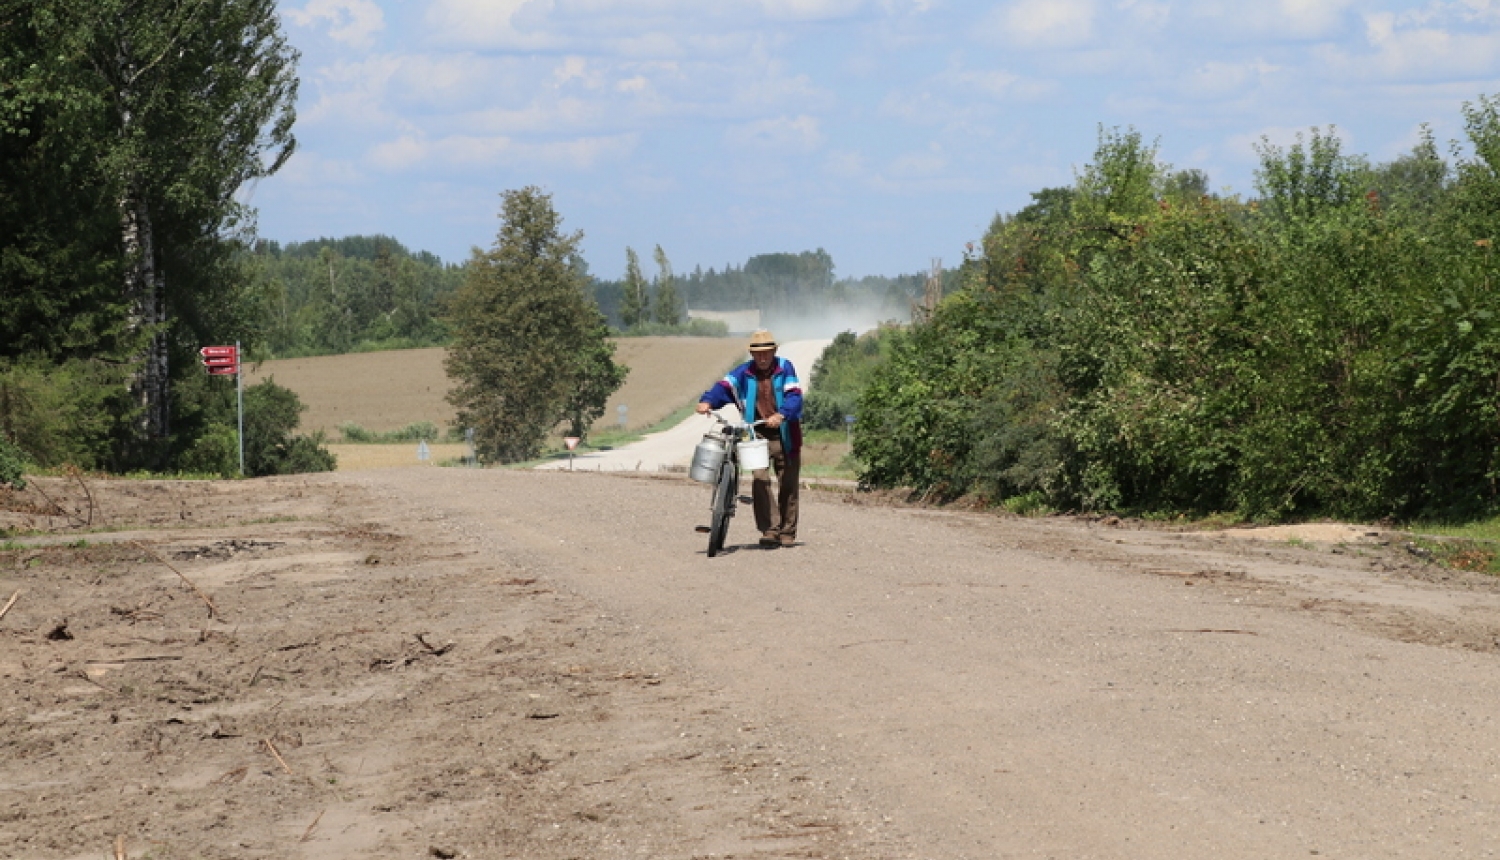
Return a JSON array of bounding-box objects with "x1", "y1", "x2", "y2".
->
[
  {"x1": 564, "y1": 436, "x2": 581, "y2": 470},
  {"x1": 200, "y1": 344, "x2": 244, "y2": 475}
]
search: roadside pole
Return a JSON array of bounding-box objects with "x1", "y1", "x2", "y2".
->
[
  {"x1": 199, "y1": 344, "x2": 243, "y2": 475},
  {"x1": 236, "y1": 341, "x2": 245, "y2": 476}
]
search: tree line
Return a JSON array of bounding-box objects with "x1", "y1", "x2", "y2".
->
[
  {"x1": 847, "y1": 98, "x2": 1500, "y2": 522},
  {"x1": 249, "y1": 236, "x2": 464, "y2": 358}
]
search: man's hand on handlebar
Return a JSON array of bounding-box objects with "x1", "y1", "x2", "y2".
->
[
  {"x1": 765, "y1": 413, "x2": 785, "y2": 430},
  {"x1": 696, "y1": 401, "x2": 712, "y2": 415}
]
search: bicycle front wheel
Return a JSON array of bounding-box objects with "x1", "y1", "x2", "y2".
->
[{"x1": 707, "y1": 461, "x2": 737, "y2": 557}]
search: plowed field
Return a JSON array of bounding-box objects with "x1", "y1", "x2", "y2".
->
[{"x1": 247, "y1": 338, "x2": 748, "y2": 438}]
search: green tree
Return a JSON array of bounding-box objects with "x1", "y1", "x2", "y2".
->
[
  {"x1": 241, "y1": 379, "x2": 335, "y2": 476},
  {"x1": 619, "y1": 247, "x2": 650, "y2": 329},
  {"x1": 1, "y1": 0, "x2": 298, "y2": 458},
  {"x1": 653, "y1": 244, "x2": 682, "y2": 325},
  {"x1": 445, "y1": 188, "x2": 627, "y2": 463}
]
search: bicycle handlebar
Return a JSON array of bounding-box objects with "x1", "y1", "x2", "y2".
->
[{"x1": 705, "y1": 407, "x2": 764, "y2": 426}]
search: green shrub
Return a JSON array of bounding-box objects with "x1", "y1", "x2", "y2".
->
[
  {"x1": 243, "y1": 379, "x2": 336, "y2": 476},
  {"x1": 177, "y1": 425, "x2": 240, "y2": 478},
  {"x1": 338, "y1": 421, "x2": 438, "y2": 443},
  {"x1": 0, "y1": 434, "x2": 26, "y2": 489},
  {"x1": 801, "y1": 391, "x2": 857, "y2": 431},
  {"x1": 0, "y1": 357, "x2": 128, "y2": 471}
]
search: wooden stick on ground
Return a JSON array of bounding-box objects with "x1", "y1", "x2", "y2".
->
[
  {"x1": 131, "y1": 541, "x2": 220, "y2": 620},
  {"x1": 300, "y1": 809, "x2": 326, "y2": 843},
  {"x1": 264, "y1": 738, "x2": 293, "y2": 775},
  {"x1": 114, "y1": 835, "x2": 126, "y2": 860},
  {"x1": 0, "y1": 590, "x2": 19, "y2": 624}
]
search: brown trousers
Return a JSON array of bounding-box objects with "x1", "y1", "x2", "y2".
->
[{"x1": 751, "y1": 436, "x2": 799, "y2": 538}]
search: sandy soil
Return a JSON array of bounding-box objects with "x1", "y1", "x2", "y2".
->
[{"x1": 4, "y1": 471, "x2": 1500, "y2": 859}]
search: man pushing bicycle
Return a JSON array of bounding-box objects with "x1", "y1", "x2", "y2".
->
[{"x1": 695, "y1": 329, "x2": 804, "y2": 548}]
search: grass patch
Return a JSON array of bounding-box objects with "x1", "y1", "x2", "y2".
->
[
  {"x1": 1405, "y1": 535, "x2": 1500, "y2": 574},
  {"x1": 338, "y1": 421, "x2": 443, "y2": 443},
  {"x1": 1402, "y1": 515, "x2": 1500, "y2": 575},
  {"x1": 1000, "y1": 491, "x2": 1054, "y2": 517},
  {"x1": 1411, "y1": 515, "x2": 1500, "y2": 544}
]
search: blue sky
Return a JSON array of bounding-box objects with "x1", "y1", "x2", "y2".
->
[{"x1": 252, "y1": 0, "x2": 1500, "y2": 280}]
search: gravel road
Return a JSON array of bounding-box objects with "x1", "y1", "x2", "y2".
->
[
  {"x1": 361, "y1": 467, "x2": 1500, "y2": 859},
  {"x1": 8, "y1": 465, "x2": 1500, "y2": 859},
  {"x1": 536, "y1": 339, "x2": 831, "y2": 473}
]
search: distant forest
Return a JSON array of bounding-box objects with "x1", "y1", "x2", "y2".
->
[
  {"x1": 250, "y1": 239, "x2": 943, "y2": 358},
  {"x1": 248, "y1": 236, "x2": 465, "y2": 358}
]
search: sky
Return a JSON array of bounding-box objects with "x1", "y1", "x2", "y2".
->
[{"x1": 251, "y1": 0, "x2": 1500, "y2": 280}]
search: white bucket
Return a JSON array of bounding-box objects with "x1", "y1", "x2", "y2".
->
[{"x1": 737, "y1": 438, "x2": 770, "y2": 471}]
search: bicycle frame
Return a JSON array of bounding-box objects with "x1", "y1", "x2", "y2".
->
[{"x1": 703, "y1": 409, "x2": 763, "y2": 557}]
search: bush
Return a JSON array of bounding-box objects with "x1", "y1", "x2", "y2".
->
[
  {"x1": 177, "y1": 425, "x2": 240, "y2": 477},
  {"x1": 337, "y1": 422, "x2": 375, "y2": 442},
  {"x1": 243, "y1": 379, "x2": 336, "y2": 476},
  {"x1": 0, "y1": 357, "x2": 128, "y2": 471},
  {"x1": 802, "y1": 391, "x2": 857, "y2": 432},
  {"x1": 0, "y1": 434, "x2": 26, "y2": 489},
  {"x1": 339, "y1": 421, "x2": 439, "y2": 443}
]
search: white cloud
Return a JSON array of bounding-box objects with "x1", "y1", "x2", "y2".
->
[
  {"x1": 757, "y1": 0, "x2": 868, "y2": 20},
  {"x1": 1275, "y1": 0, "x2": 1356, "y2": 37},
  {"x1": 1326, "y1": 8, "x2": 1500, "y2": 80},
  {"x1": 984, "y1": 0, "x2": 1098, "y2": 49},
  {"x1": 273, "y1": 150, "x2": 365, "y2": 186},
  {"x1": 466, "y1": 98, "x2": 603, "y2": 135},
  {"x1": 1177, "y1": 59, "x2": 1280, "y2": 99},
  {"x1": 1186, "y1": 0, "x2": 1358, "y2": 41},
  {"x1": 424, "y1": 0, "x2": 562, "y2": 50},
  {"x1": 283, "y1": 0, "x2": 385, "y2": 49},
  {"x1": 887, "y1": 143, "x2": 947, "y2": 178},
  {"x1": 298, "y1": 56, "x2": 402, "y2": 127},
  {"x1": 1117, "y1": 0, "x2": 1170, "y2": 29},
  {"x1": 368, "y1": 132, "x2": 637, "y2": 171},
  {"x1": 725, "y1": 115, "x2": 826, "y2": 152}
]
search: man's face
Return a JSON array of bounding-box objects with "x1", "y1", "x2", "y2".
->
[{"x1": 751, "y1": 349, "x2": 776, "y2": 371}]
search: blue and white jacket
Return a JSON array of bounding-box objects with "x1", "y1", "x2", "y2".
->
[{"x1": 699, "y1": 357, "x2": 804, "y2": 459}]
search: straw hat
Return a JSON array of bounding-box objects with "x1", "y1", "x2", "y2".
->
[{"x1": 747, "y1": 329, "x2": 778, "y2": 352}]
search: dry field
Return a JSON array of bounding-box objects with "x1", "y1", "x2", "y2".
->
[{"x1": 247, "y1": 338, "x2": 748, "y2": 440}]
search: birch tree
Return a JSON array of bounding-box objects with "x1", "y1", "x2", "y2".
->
[{"x1": 3, "y1": 0, "x2": 297, "y2": 454}]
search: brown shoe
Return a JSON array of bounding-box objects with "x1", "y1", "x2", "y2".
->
[
  {"x1": 759, "y1": 532, "x2": 779, "y2": 548},
  {"x1": 778, "y1": 533, "x2": 795, "y2": 547}
]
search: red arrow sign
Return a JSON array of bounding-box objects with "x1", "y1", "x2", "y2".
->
[
  {"x1": 200, "y1": 345, "x2": 237, "y2": 358},
  {"x1": 207, "y1": 366, "x2": 238, "y2": 376}
]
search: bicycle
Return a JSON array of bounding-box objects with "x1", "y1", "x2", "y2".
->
[{"x1": 692, "y1": 410, "x2": 767, "y2": 557}]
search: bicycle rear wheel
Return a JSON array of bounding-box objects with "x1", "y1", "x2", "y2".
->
[{"x1": 707, "y1": 461, "x2": 737, "y2": 557}]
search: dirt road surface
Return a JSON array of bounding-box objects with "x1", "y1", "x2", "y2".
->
[
  {"x1": 537, "y1": 339, "x2": 831, "y2": 474},
  {"x1": 5, "y1": 469, "x2": 1500, "y2": 859}
]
